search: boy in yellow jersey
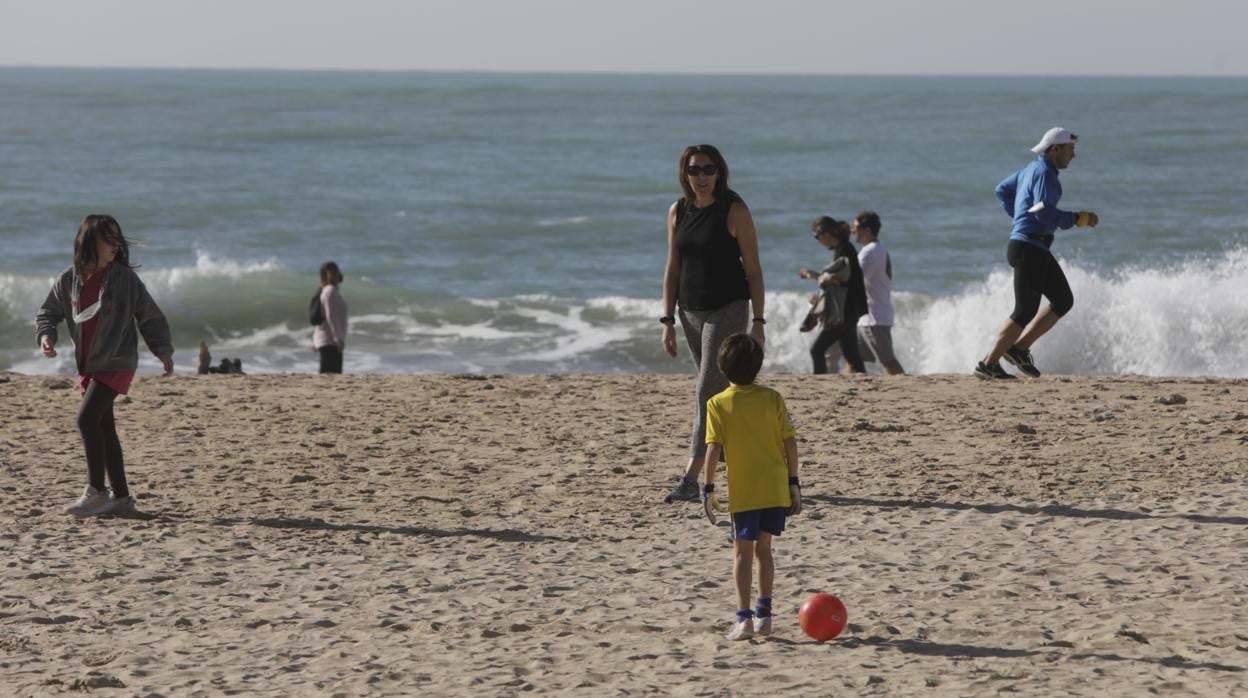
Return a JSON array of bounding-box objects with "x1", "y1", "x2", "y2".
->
[{"x1": 701, "y1": 333, "x2": 801, "y2": 641}]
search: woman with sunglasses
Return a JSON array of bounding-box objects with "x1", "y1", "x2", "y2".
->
[
  {"x1": 798, "y1": 217, "x2": 867, "y2": 374},
  {"x1": 661, "y1": 144, "x2": 767, "y2": 503}
]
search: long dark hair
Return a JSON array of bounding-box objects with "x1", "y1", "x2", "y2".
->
[
  {"x1": 73, "y1": 214, "x2": 135, "y2": 277},
  {"x1": 677, "y1": 144, "x2": 730, "y2": 204},
  {"x1": 320, "y1": 261, "x2": 343, "y2": 287},
  {"x1": 812, "y1": 216, "x2": 850, "y2": 241}
]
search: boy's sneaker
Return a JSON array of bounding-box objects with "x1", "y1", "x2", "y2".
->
[
  {"x1": 65, "y1": 485, "x2": 111, "y2": 517},
  {"x1": 974, "y1": 361, "x2": 1016, "y2": 380},
  {"x1": 753, "y1": 616, "x2": 773, "y2": 636},
  {"x1": 726, "y1": 619, "x2": 755, "y2": 641},
  {"x1": 1002, "y1": 346, "x2": 1041, "y2": 377},
  {"x1": 664, "y1": 477, "x2": 699, "y2": 503},
  {"x1": 98, "y1": 495, "x2": 138, "y2": 516}
]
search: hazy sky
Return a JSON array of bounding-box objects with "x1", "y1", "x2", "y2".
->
[{"x1": 2, "y1": 0, "x2": 1245, "y2": 76}]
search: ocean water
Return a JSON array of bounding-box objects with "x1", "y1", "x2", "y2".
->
[{"x1": 2, "y1": 68, "x2": 1246, "y2": 377}]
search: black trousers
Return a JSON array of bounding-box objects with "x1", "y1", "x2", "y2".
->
[
  {"x1": 318, "y1": 346, "x2": 343, "y2": 374},
  {"x1": 78, "y1": 380, "x2": 127, "y2": 497},
  {"x1": 811, "y1": 322, "x2": 865, "y2": 374},
  {"x1": 1008, "y1": 240, "x2": 1074, "y2": 326}
]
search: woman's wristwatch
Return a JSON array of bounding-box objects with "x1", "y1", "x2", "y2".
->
[
  {"x1": 659, "y1": 316, "x2": 675, "y2": 325},
  {"x1": 752, "y1": 317, "x2": 766, "y2": 324}
]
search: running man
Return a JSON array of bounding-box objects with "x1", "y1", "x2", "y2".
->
[{"x1": 975, "y1": 127, "x2": 1099, "y2": 379}]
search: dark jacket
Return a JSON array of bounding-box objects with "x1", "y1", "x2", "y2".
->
[
  {"x1": 36, "y1": 264, "x2": 173, "y2": 372},
  {"x1": 837, "y1": 240, "x2": 868, "y2": 323}
]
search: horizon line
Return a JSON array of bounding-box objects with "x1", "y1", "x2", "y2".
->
[{"x1": 2, "y1": 63, "x2": 1246, "y2": 80}]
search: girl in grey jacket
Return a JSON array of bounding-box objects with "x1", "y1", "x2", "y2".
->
[{"x1": 36, "y1": 214, "x2": 174, "y2": 517}]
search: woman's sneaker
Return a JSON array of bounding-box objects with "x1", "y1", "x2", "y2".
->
[
  {"x1": 1002, "y1": 346, "x2": 1041, "y2": 377},
  {"x1": 974, "y1": 361, "x2": 1016, "y2": 380},
  {"x1": 65, "y1": 485, "x2": 111, "y2": 517},
  {"x1": 99, "y1": 495, "x2": 138, "y2": 516},
  {"x1": 664, "y1": 477, "x2": 700, "y2": 503}
]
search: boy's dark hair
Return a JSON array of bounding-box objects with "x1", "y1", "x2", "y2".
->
[
  {"x1": 854, "y1": 210, "x2": 882, "y2": 236},
  {"x1": 717, "y1": 333, "x2": 764, "y2": 385}
]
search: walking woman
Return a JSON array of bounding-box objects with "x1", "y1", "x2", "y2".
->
[
  {"x1": 660, "y1": 144, "x2": 767, "y2": 503},
  {"x1": 36, "y1": 214, "x2": 174, "y2": 517},
  {"x1": 798, "y1": 216, "x2": 867, "y2": 374},
  {"x1": 313, "y1": 261, "x2": 348, "y2": 374}
]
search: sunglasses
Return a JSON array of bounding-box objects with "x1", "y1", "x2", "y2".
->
[{"x1": 685, "y1": 164, "x2": 719, "y2": 177}]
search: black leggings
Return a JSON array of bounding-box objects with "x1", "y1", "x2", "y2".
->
[
  {"x1": 78, "y1": 380, "x2": 127, "y2": 497},
  {"x1": 1008, "y1": 240, "x2": 1074, "y2": 327},
  {"x1": 318, "y1": 346, "x2": 343, "y2": 374},
  {"x1": 811, "y1": 322, "x2": 865, "y2": 374}
]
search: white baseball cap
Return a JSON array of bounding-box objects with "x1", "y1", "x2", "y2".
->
[{"x1": 1030, "y1": 127, "x2": 1077, "y2": 153}]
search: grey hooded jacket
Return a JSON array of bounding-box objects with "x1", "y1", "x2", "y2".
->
[{"x1": 36, "y1": 264, "x2": 174, "y2": 372}]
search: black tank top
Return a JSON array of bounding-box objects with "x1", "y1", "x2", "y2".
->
[{"x1": 674, "y1": 191, "x2": 750, "y2": 311}]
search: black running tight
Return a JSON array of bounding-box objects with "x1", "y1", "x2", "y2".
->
[{"x1": 77, "y1": 380, "x2": 128, "y2": 498}]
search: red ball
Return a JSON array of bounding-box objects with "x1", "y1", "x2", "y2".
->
[{"x1": 798, "y1": 592, "x2": 847, "y2": 641}]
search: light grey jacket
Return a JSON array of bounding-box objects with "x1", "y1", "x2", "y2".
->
[{"x1": 36, "y1": 264, "x2": 174, "y2": 372}]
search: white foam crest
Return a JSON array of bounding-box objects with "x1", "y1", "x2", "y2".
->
[
  {"x1": 140, "y1": 250, "x2": 284, "y2": 294},
  {"x1": 585, "y1": 296, "x2": 662, "y2": 319},
  {"x1": 204, "y1": 322, "x2": 310, "y2": 351},
  {"x1": 759, "y1": 291, "x2": 832, "y2": 373},
  {"x1": 536, "y1": 215, "x2": 590, "y2": 227},
  {"x1": 509, "y1": 305, "x2": 630, "y2": 361},
  {"x1": 0, "y1": 272, "x2": 59, "y2": 315},
  {"x1": 908, "y1": 248, "x2": 1248, "y2": 377}
]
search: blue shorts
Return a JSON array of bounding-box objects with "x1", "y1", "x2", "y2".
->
[{"x1": 730, "y1": 507, "x2": 787, "y2": 541}]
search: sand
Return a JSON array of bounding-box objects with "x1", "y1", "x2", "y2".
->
[{"x1": 1, "y1": 371, "x2": 1246, "y2": 696}]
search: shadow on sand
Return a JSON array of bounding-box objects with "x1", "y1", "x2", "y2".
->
[
  {"x1": 784, "y1": 635, "x2": 1244, "y2": 673},
  {"x1": 809, "y1": 495, "x2": 1248, "y2": 526},
  {"x1": 212, "y1": 516, "x2": 568, "y2": 543}
]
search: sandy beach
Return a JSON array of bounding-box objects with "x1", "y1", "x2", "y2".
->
[{"x1": 1, "y1": 371, "x2": 1246, "y2": 696}]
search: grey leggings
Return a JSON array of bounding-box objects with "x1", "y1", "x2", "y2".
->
[{"x1": 678, "y1": 299, "x2": 749, "y2": 460}]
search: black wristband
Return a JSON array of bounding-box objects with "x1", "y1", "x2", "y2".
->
[
  {"x1": 702, "y1": 482, "x2": 715, "y2": 493},
  {"x1": 659, "y1": 316, "x2": 675, "y2": 325},
  {"x1": 752, "y1": 317, "x2": 766, "y2": 324},
  {"x1": 788, "y1": 476, "x2": 800, "y2": 487}
]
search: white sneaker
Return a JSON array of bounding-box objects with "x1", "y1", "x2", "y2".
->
[
  {"x1": 754, "y1": 616, "x2": 773, "y2": 636},
  {"x1": 98, "y1": 495, "x2": 138, "y2": 516},
  {"x1": 65, "y1": 485, "x2": 111, "y2": 517},
  {"x1": 726, "y1": 619, "x2": 755, "y2": 641}
]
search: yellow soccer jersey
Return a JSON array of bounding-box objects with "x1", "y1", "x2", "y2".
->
[{"x1": 704, "y1": 383, "x2": 797, "y2": 513}]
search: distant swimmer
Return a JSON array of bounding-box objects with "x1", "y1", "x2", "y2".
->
[{"x1": 975, "y1": 127, "x2": 1099, "y2": 380}]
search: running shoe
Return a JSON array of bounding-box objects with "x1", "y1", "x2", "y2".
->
[
  {"x1": 726, "y1": 618, "x2": 755, "y2": 641},
  {"x1": 1002, "y1": 346, "x2": 1041, "y2": 377},
  {"x1": 664, "y1": 477, "x2": 700, "y2": 503},
  {"x1": 974, "y1": 361, "x2": 1017, "y2": 380},
  {"x1": 65, "y1": 485, "x2": 111, "y2": 517},
  {"x1": 98, "y1": 495, "x2": 138, "y2": 516}
]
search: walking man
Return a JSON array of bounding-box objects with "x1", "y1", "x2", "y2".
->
[
  {"x1": 975, "y1": 127, "x2": 1099, "y2": 379},
  {"x1": 851, "y1": 211, "x2": 905, "y2": 375}
]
